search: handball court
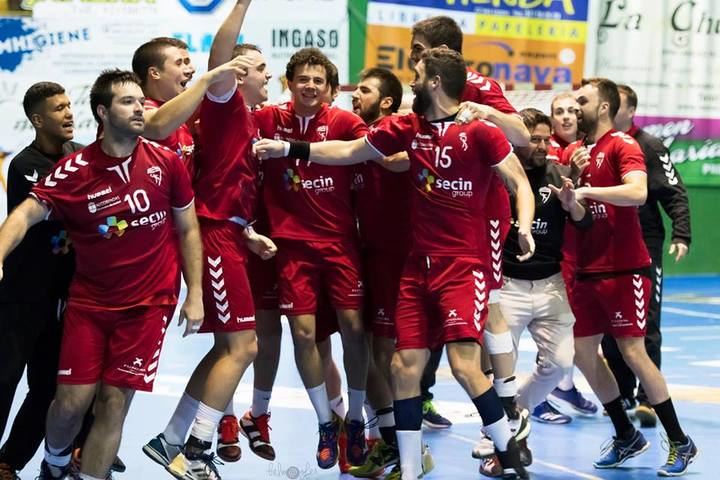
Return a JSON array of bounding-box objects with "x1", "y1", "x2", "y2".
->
[{"x1": 7, "y1": 276, "x2": 718, "y2": 479}]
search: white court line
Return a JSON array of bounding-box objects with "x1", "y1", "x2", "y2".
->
[
  {"x1": 444, "y1": 432, "x2": 603, "y2": 480},
  {"x1": 662, "y1": 325, "x2": 720, "y2": 333},
  {"x1": 663, "y1": 306, "x2": 720, "y2": 320}
]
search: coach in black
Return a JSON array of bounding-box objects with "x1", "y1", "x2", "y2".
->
[
  {"x1": 0, "y1": 82, "x2": 80, "y2": 478},
  {"x1": 601, "y1": 84, "x2": 692, "y2": 427}
]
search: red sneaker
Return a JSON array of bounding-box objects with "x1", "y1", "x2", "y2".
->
[
  {"x1": 216, "y1": 415, "x2": 242, "y2": 462},
  {"x1": 239, "y1": 410, "x2": 276, "y2": 461}
]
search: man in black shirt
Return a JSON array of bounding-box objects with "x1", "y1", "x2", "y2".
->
[
  {"x1": 0, "y1": 82, "x2": 80, "y2": 478},
  {"x1": 601, "y1": 84, "x2": 692, "y2": 427}
]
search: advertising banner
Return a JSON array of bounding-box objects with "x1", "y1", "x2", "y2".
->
[
  {"x1": 594, "y1": 0, "x2": 720, "y2": 186},
  {"x1": 364, "y1": 0, "x2": 589, "y2": 87}
]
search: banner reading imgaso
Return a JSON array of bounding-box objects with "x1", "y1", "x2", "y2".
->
[
  {"x1": 594, "y1": 0, "x2": 720, "y2": 186},
  {"x1": 0, "y1": 0, "x2": 348, "y2": 217},
  {"x1": 365, "y1": 0, "x2": 588, "y2": 87}
]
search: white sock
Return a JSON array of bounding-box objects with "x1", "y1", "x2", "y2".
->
[
  {"x1": 377, "y1": 405, "x2": 396, "y2": 428},
  {"x1": 189, "y1": 402, "x2": 224, "y2": 443},
  {"x1": 163, "y1": 392, "x2": 200, "y2": 445},
  {"x1": 397, "y1": 430, "x2": 422, "y2": 479},
  {"x1": 330, "y1": 394, "x2": 346, "y2": 419},
  {"x1": 364, "y1": 401, "x2": 381, "y2": 439},
  {"x1": 224, "y1": 400, "x2": 235, "y2": 416},
  {"x1": 484, "y1": 415, "x2": 513, "y2": 452},
  {"x1": 251, "y1": 388, "x2": 272, "y2": 417},
  {"x1": 557, "y1": 367, "x2": 575, "y2": 391},
  {"x1": 347, "y1": 388, "x2": 366, "y2": 422},
  {"x1": 44, "y1": 443, "x2": 71, "y2": 467},
  {"x1": 493, "y1": 376, "x2": 518, "y2": 398},
  {"x1": 79, "y1": 475, "x2": 104, "y2": 480},
  {"x1": 307, "y1": 383, "x2": 332, "y2": 424}
]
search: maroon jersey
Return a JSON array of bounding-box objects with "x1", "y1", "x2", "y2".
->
[
  {"x1": 254, "y1": 102, "x2": 368, "y2": 241},
  {"x1": 462, "y1": 68, "x2": 516, "y2": 222},
  {"x1": 366, "y1": 114, "x2": 512, "y2": 256},
  {"x1": 563, "y1": 130, "x2": 651, "y2": 273},
  {"x1": 31, "y1": 139, "x2": 194, "y2": 309},
  {"x1": 353, "y1": 160, "x2": 411, "y2": 252},
  {"x1": 145, "y1": 98, "x2": 196, "y2": 177},
  {"x1": 194, "y1": 89, "x2": 257, "y2": 222}
]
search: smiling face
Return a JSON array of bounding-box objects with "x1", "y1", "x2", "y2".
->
[
  {"x1": 155, "y1": 46, "x2": 195, "y2": 100},
  {"x1": 238, "y1": 49, "x2": 272, "y2": 107},
  {"x1": 288, "y1": 63, "x2": 327, "y2": 115},
  {"x1": 551, "y1": 96, "x2": 579, "y2": 144}
]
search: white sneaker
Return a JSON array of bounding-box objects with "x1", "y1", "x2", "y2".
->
[
  {"x1": 166, "y1": 452, "x2": 221, "y2": 480},
  {"x1": 471, "y1": 408, "x2": 531, "y2": 459}
]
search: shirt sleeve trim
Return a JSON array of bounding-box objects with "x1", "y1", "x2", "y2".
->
[
  {"x1": 493, "y1": 147, "x2": 514, "y2": 168},
  {"x1": 365, "y1": 136, "x2": 389, "y2": 158},
  {"x1": 28, "y1": 193, "x2": 52, "y2": 220},
  {"x1": 206, "y1": 87, "x2": 237, "y2": 104},
  {"x1": 621, "y1": 170, "x2": 647, "y2": 180},
  {"x1": 172, "y1": 198, "x2": 195, "y2": 211}
]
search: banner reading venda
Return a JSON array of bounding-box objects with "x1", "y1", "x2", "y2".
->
[{"x1": 365, "y1": 0, "x2": 589, "y2": 86}]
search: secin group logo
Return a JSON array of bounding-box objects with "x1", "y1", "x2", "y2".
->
[{"x1": 177, "y1": 0, "x2": 223, "y2": 13}]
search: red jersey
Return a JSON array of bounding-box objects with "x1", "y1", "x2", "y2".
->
[
  {"x1": 548, "y1": 133, "x2": 570, "y2": 165},
  {"x1": 366, "y1": 114, "x2": 512, "y2": 256},
  {"x1": 31, "y1": 139, "x2": 194, "y2": 309},
  {"x1": 462, "y1": 68, "x2": 516, "y2": 221},
  {"x1": 563, "y1": 130, "x2": 651, "y2": 273},
  {"x1": 194, "y1": 89, "x2": 258, "y2": 223},
  {"x1": 145, "y1": 98, "x2": 196, "y2": 177},
  {"x1": 353, "y1": 160, "x2": 411, "y2": 252},
  {"x1": 254, "y1": 102, "x2": 368, "y2": 241}
]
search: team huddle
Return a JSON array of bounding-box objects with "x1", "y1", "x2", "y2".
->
[{"x1": 0, "y1": 1, "x2": 698, "y2": 480}]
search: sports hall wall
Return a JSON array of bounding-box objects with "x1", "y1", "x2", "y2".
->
[{"x1": 2, "y1": 0, "x2": 719, "y2": 274}]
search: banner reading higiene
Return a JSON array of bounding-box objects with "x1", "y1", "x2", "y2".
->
[
  {"x1": 594, "y1": 0, "x2": 720, "y2": 186},
  {"x1": 365, "y1": 0, "x2": 589, "y2": 87}
]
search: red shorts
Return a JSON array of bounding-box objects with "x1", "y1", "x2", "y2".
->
[
  {"x1": 248, "y1": 253, "x2": 279, "y2": 311},
  {"x1": 58, "y1": 304, "x2": 175, "y2": 391},
  {"x1": 199, "y1": 220, "x2": 255, "y2": 333},
  {"x1": 364, "y1": 249, "x2": 406, "y2": 339},
  {"x1": 487, "y1": 216, "x2": 511, "y2": 295},
  {"x1": 572, "y1": 273, "x2": 651, "y2": 338},
  {"x1": 395, "y1": 255, "x2": 490, "y2": 351},
  {"x1": 276, "y1": 239, "x2": 363, "y2": 316}
]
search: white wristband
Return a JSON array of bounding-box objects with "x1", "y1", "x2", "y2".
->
[{"x1": 282, "y1": 141, "x2": 290, "y2": 157}]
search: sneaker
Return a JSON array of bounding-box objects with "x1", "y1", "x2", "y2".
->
[
  {"x1": 166, "y1": 451, "x2": 222, "y2": 480},
  {"x1": 348, "y1": 439, "x2": 399, "y2": 478},
  {"x1": 496, "y1": 438, "x2": 529, "y2": 479},
  {"x1": 658, "y1": 435, "x2": 698, "y2": 477},
  {"x1": 593, "y1": 429, "x2": 649, "y2": 468},
  {"x1": 316, "y1": 418, "x2": 340, "y2": 469},
  {"x1": 71, "y1": 448, "x2": 125, "y2": 474},
  {"x1": 0, "y1": 462, "x2": 19, "y2": 480},
  {"x1": 531, "y1": 401, "x2": 572, "y2": 424},
  {"x1": 216, "y1": 415, "x2": 241, "y2": 463},
  {"x1": 479, "y1": 438, "x2": 532, "y2": 478},
  {"x1": 37, "y1": 459, "x2": 70, "y2": 480},
  {"x1": 635, "y1": 402, "x2": 658, "y2": 428},
  {"x1": 345, "y1": 417, "x2": 368, "y2": 466},
  {"x1": 549, "y1": 386, "x2": 598, "y2": 416},
  {"x1": 142, "y1": 433, "x2": 183, "y2": 468},
  {"x1": 473, "y1": 408, "x2": 531, "y2": 459},
  {"x1": 384, "y1": 444, "x2": 433, "y2": 480},
  {"x1": 518, "y1": 438, "x2": 532, "y2": 467},
  {"x1": 421, "y1": 399, "x2": 452, "y2": 429},
  {"x1": 239, "y1": 411, "x2": 275, "y2": 461}
]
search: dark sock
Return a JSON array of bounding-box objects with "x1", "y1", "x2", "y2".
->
[
  {"x1": 376, "y1": 406, "x2": 398, "y2": 446},
  {"x1": 393, "y1": 396, "x2": 423, "y2": 431},
  {"x1": 603, "y1": 396, "x2": 635, "y2": 440},
  {"x1": 472, "y1": 388, "x2": 505, "y2": 427},
  {"x1": 500, "y1": 396, "x2": 519, "y2": 420},
  {"x1": 184, "y1": 435, "x2": 211, "y2": 460},
  {"x1": 652, "y1": 398, "x2": 687, "y2": 444}
]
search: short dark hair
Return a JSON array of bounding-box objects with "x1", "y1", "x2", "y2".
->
[
  {"x1": 581, "y1": 77, "x2": 621, "y2": 120},
  {"x1": 617, "y1": 84, "x2": 638, "y2": 109},
  {"x1": 412, "y1": 16, "x2": 463, "y2": 53},
  {"x1": 359, "y1": 67, "x2": 403, "y2": 113},
  {"x1": 328, "y1": 61, "x2": 339, "y2": 95},
  {"x1": 90, "y1": 69, "x2": 141, "y2": 123},
  {"x1": 232, "y1": 43, "x2": 262, "y2": 58},
  {"x1": 23, "y1": 81, "x2": 65, "y2": 119},
  {"x1": 519, "y1": 108, "x2": 552, "y2": 131},
  {"x1": 132, "y1": 37, "x2": 189, "y2": 86},
  {"x1": 285, "y1": 47, "x2": 335, "y2": 84},
  {"x1": 421, "y1": 48, "x2": 466, "y2": 102}
]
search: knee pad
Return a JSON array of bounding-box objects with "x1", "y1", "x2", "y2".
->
[{"x1": 483, "y1": 330, "x2": 514, "y2": 355}]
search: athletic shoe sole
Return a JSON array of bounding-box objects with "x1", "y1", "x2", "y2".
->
[
  {"x1": 593, "y1": 441, "x2": 650, "y2": 469},
  {"x1": 547, "y1": 395, "x2": 598, "y2": 417},
  {"x1": 657, "y1": 450, "x2": 699, "y2": 477},
  {"x1": 142, "y1": 444, "x2": 172, "y2": 468}
]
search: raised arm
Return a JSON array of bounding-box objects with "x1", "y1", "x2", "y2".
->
[
  {"x1": 253, "y1": 137, "x2": 383, "y2": 166},
  {"x1": 494, "y1": 153, "x2": 535, "y2": 260},
  {"x1": 576, "y1": 171, "x2": 647, "y2": 207},
  {"x1": 457, "y1": 102, "x2": 531, "y2": 147},
  {"x1": 172, "y1": 202, "x2": 204, "y2": 337},
  {"x1": 208, "y1": 0, "x2": 253, "y2": 97},
  {"x1": 0, "y1": 197, "x2": 49, "y2": 281}
]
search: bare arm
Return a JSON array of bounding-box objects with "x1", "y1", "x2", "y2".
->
[
  {"x1": 253, "y1": 137, "x2": 383, "y2": 165},
  {"x1": 172, "y1": 202, "x2": 204, "y2": 337},
  {"x1": 376, "y1": 151, "x2": 410, "y2": 172},
  {"x1": 0, "y1": 197, "x2": 48, "y2": 281},
  {"x1": 208, "y1": 0, "x2": 253, "y2": 97},
  {"x1": 457, "y1": 102, "x2": 530, "y2": 147},
  {"x1": 576, "y1": 171, "x2": 647, "y2": 206},
  {"x1": 494, "y1": 153, "x2": 535, "y2": 260}
]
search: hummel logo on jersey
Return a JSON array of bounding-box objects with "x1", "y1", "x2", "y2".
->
[
  {"x1": 147, "y1": 166, "x2": 162, "y2": 186},
  {"x1": 51, "y1": 230, "x2": 71, "y2": 255},
  {"x1": 448, "y1": 309, "x2": 458, "y2": 318},
  {"x1": 24, "y1": 169, "x2": 39, "y2": 183},
  {"x1": 595, "y1": 152, "x2": 605, "y2": 168},
  {"x1": 58, "y1": 368, "x2": 72, "y2": 376},
  {"x1": 133, "y1": 357, "x2": 144, "y2": 368},
  {"x1": 98, "y1": 216, "x2": 129, "y2": 238},
  {"x1": 87, "y1": 186, "x2": 113, "y2": 200},
  {"x1": 614, "y1": 311, "x2": 623, "y2": 320}
]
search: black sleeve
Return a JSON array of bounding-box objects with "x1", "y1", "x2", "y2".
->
[
  {"x1": 644, "y1": 134, "x2": 691, "y2": 245},
  {"x1": 6, "y1": 154, "x2": 35, "y2": 213}
]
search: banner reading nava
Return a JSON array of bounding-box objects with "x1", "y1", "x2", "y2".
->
[{"x1": 365, "y1": 0, "x2": 589, "y2": 87}]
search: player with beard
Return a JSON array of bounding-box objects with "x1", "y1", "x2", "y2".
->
[
  {"x1": 254, "y1": 47, "x2": 534, "y2": 480},
  {"x1": 409, "y1": 17, "x2": 533, "y2": 454},
  {"x1": 0, "y1": 69, "x2": 203, "y2": 480},
  {"x1": 562, "y1": 78, "x2": 697, "y2": 476}
]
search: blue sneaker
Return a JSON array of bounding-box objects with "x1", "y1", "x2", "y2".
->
[
  {"x1": 142, "y1": 433, "x2": 183, "y2": 468},
  {"x1": 549, "y1": 386, "x2": 598, "y2": 416},
  {"x1": 657, "y1": 435, "x2": 698, "y2": 477},
  {"x1": 316, "y1": 419, "x2": 340, "y2": 469},
  {"x1": 593, "y1": 429, "x2": 649, "y2": 468},
  {"x1": 532, "y1": 401, "x2": 572, "y2": 425}
]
